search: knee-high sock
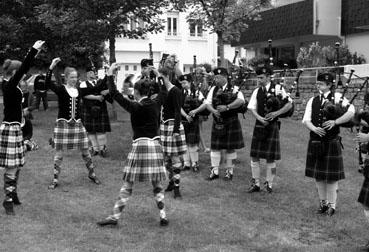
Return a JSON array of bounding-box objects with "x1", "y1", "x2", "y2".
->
[
  {"x1": 14, "y1": 168, "x2": 20, "y2": 193},
  {"x1": 364, "y1": 208, "x2": 369, "y2": 223},
  {"x1": 315, "y1": 180, "x2": 327, "y2": 205},
  {"x1": 109, "y1": 182, "x2": 133, "y2": 220},
  {"x1": 53, "y1": 151, "x2": 63, "y2": 183},
  {"x1": 226, "y1": 151, "x2": 237, "y2": 174},
  {"x1": 210, "y1": 151, "x2": 221, "y2": 175},
  {"x1": 82, "y1": 149, "x2": 95, "y2": 176},
  {"x1": 88, "y1": 133, "x2": 99, "y2": 152},
  {"x1": 250, "y1": 161, "x2": 261, "y2": 186},
  {"x1": 4, "y1": 167, "x2": 17, "y2": 202},
  {"x1": 266, "y1": 162, "x2": 277, "y2": 187},
  {"x1": 152, "y1": 181, "x2": 166, "y2": 219},
  {"x1": 97, "y1": 133, "x2": 107, "y2": 151},
  {"x1": 172, "y1": 155, "x2": 181, "y2": 187},
  {"x1": 326, "y1": 181, "x2": 338, "y2": 209},
  {"x1": 183, "y1": 150, "x2": 191, "y2": 167},
  {"x1": 188, "y1": 145, "x2": 199, "y2": 166}
]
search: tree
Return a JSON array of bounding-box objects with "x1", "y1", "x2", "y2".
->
[
  {"x1": 185, "y1": 0, "x2": 269, "y2": 67},
  {"x1": 36, "y1": 0, "x2": 172, "y2": 65}
]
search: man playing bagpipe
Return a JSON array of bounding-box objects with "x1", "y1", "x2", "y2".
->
[
  {"x1": 248, "y1": 65, "x2": 293, "y2": 193},
  {"x1": 205, "y1": 67, "x2": 245, "y2": 181},
  {"x1": 179, "y1": 74, "x2": 208, "y2": 172},
  {"x1": 303, "y1": 72, "x2": 354, "y2": 216}
]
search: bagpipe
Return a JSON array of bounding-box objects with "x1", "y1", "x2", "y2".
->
[{"x1": 263, "y1": 39, "x2": 299, "y2": 118}]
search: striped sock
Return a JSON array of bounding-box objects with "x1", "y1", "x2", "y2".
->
[{"x1": 110, "y1": 185, "x2": 133, "y2": 220}]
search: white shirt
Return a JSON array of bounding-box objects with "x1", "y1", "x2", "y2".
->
[
  {"x1": 302, "y1": 91, "x2": 355, "y2": 123},
  {"x1": 247, "y1": 82, "x2": 292, "y2": 111},
  {"x1": 205, "y1": 84, "x2": 244, "y2": 105}
]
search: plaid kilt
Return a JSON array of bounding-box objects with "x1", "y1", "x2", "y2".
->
[
  {"x1": 211, "y1": 116, "x2": 244, "y2": 150},
  {"x1": 182, "y1": 118, "x2": 200, "y2": 145},
  {"x1": 358, "y1": 178, "x2": 369, "y2": 207},
  {"x1": 53, "y1": 119, "x2": 89, "y2": 151},
  {"x1": 0, "y1": 123, "x2": 25, "y2": 169},
  {"x1": 122, "y1": 137, "x2": 167, "y2": 182},
  {"x1": 305, "y1": 137, "x2": 345, "y2": 181},
  {"x1": 80, "y1": 102, "x2": 111, "y2": 133},
  {"x1": 250, "y1": 121, "x2": 280, "y2": 160},
  {"x1": 160, "y1": 120, "x2": 187, "y2": 156}
]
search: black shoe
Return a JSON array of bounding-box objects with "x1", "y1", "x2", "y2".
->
[
  {"x1": 48, "y1": 181, "x2": 58, "y2": 190},
  {"x1": 173, "y1": 187, "x2": 182, "y2": 199},
  {"x1": 316, "y1": 204, "x2": 329, "y2": 214},
  {"x1": 90, "y1": 150, "x2": 99, "y2": 156},
  {"x1": 12, "y1": 192, "x2": 21, "y2": 205},
  {"x1": 165, "y1": 182, "x2": 174, "y2": 192},
  {"x1": 224, "y1": 170, "x2": 233, "y2": 181},
  {"x1": 160, "y1": 218, "x2": 169, "y2": 226},
  {"x1": 183, "y1": 166, "x2": 191, "y2": 171},
  {"x1": 264, "y1": 182, "x2": 272, "y2": 193},
  {"x1": 192, "y1": 164, "x2": 199, "y2": 172},
  {"x1": 3, "y1": 201, "x2": 15, "y2": 215},
  {"x1": 100, "y1": 147, "x2": 108, "y2": 158},
  {"x1": 88, "y1": 174, "x2": 101, "y2": 185},
  {"x1": 326, "y1": 207, "x2": 335, "y2": 217},
  {"x1": 97, "y1": 218, "x2": 118, "y2": 227},
  {"x1": 48, "y1": 138, "x2": 55, "y2": 148},
  {"x1": 247, "y1": 184, "x2": 260, "y2": 193}
]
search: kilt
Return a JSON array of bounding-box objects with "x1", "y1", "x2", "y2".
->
[
  {"x1": 211, "y1": 116, "x2": 244, "y2": 150},
  {"x1": 305, "y1": 137, "x2": 345, "y2": 181},
  {"x1": 160, "y1": 120, "x2": 187, "y2": 156},
  {"x1": 250, "y1": 121, "x2": 280, "y2": 160},
  {"x1": 53, "y1": 119, "x2": 89, "y2": 151},
  {"x1": 0, "y1": 123, "x2": 25, "y2": 169},
  {"x1": 122, "y1": 137, "x2": 167, "y2": 182},
  {"x1": 358, "y1": 178, "x2": 369, "y2": 207},
  {"x1": 80, "y1": 102, "x2": 111, "y2": 133},
  {"x1": 182, "y1": 118, "x2": 200, "y2": 145}
]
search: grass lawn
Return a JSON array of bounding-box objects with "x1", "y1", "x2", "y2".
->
[{"x1": 0, "y1": 102, "x2": 367, "y2": 252}]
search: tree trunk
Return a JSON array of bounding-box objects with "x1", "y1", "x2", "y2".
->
[
  {"x1": 108, "y1": 34, "x2": 117, "y2": 121},
  {"x1": 217, "y1": 31, "x2": 225, "y2": 67},
  {"x1": 109, "y1": 35, "x2": 116, "y2": 64}
]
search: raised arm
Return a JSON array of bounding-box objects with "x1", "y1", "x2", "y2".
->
[
  {"x1": 9, "y1": 40, "x2": 44, "y2": 88},
  {"x1": 46, "y1": 58, "x2": 63, "y2": 94}
]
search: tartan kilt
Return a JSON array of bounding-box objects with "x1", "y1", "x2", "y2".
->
[
  {"x1": 211, "y1": 116, "x2": 244, "y2": 150},
  {"x1": 0, "y1": 123, "x2": 25, "y2": 169},
  {"x1": 305, "y1": 138, "x2": 345, "y2": 181},
  {"x1": 182, "y1": 118, "x2": 200, "y2": 145},
  {"x1": 53, "y1": 119, "x2": 89, "y2": 151},
  {"x1": 358, "y1": 178, "x2": 369, "y2": 207},
  {"x1": 160, "y1": 120, "x2": 187, "y2": 156},
  {"x1": 80, "y1": 103, "x2": 111, "y2": 133},
  {"x1": 122, "y1": 138, "x2": 167, "y2": 182},
  {"x1": 250, "y1": 121, "x2": 280, "y2": 160}
]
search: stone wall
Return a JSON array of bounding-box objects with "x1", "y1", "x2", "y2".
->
[{"x1": 240, "y1": 76, "x2": 367, "y2": 120}]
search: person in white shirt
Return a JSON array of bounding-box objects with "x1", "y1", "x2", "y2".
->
[
  {"x1": 302, "y1": 72, "x2": 354, "y2": 216},
  {"x1": 204, "y1": 67, "x2": 245, "y2": 181},
  {"x1": 247, "y1": 65, "x2": 293, "y2": 193}
]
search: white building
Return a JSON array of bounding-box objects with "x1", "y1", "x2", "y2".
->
[{"x1": 112, "y1": 10, "x2": 221, "y2": 90}]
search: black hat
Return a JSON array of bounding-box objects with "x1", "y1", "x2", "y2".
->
[
  {"x1": 255, "y1": 65, "x2": 272, "y2": 76},
  {"x1": 317, "y1": 72, "x2": 334, "y2": 83},
  {"x1": 86, "y1": 65, "x2": 96, "y2": 73},
  {"x1": 213, "y1": 67, "x2": 228, "y2": 76},
  {"x1": 178, "y1": 74, "x2": 193, "y2": 83},
  {"x1": 141, "y1": 59, "x2": 153, "y2": 68}
]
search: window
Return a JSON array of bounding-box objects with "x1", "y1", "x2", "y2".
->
[
  {"x1": 189, "y1": 19, "x2": 203, "y2": 37},
  {"x1": 167, "y1": 15, "x2": 179, "y2": 36},
  {"x1": 133, "y1": 65, "x2": 137, "y2": 71},
  {"x1": 125, "y1": 65, "x2": 129, "y2": 71}
]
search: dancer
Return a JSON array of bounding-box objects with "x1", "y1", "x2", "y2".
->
[
  {"x1": 97, "y1": 63, "x2": 168, "y2": 227},
  {"x1": 46, "y1": 57, "x2": 102, "y2": 189},
  {"x1": 0, "y1": 40, "x2": 44, "y2": 215}
]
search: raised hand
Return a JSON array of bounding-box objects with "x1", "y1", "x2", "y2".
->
[
  {"x1": 50, "y1": 57, "x2": 61, "y2": 70},
  {"x1": 33, "y1": 40, "x2": 45, "y2": 51}
]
